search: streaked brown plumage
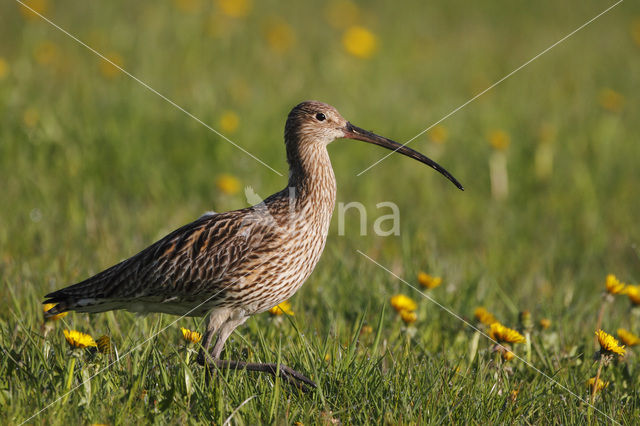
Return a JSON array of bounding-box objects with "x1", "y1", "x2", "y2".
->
[{"x1": 44, "y1": 101, "x2": 462, "y2": 389}]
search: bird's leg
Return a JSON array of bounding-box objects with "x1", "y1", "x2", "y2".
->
[
  {"x1": 196, "y1": 309, "x2": 231, "y2": 366},
  {"x1": 199, "y1": 316, "x2": 316, "y2": 391},
  {"x1": 213, "y1": 360, "x2": 317, "y2": 391},
  {"x1": 210, "y1": 316, "x2": 247, "y2": 359}
]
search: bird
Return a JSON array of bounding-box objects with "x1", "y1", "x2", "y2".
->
[{"x1": 43, "y1": 101, "x2": 463, "y2": 390}]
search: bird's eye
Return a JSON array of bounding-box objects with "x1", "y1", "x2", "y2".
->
[{"x1": 315, "y1": 113, "x2": 326, "y2": 121}]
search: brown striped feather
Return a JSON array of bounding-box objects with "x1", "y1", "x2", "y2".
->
[{"x1": 44, "y1": 101, "x2": 340, "y2": 319}]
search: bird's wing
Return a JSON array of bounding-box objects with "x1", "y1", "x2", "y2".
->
[{"x1": 44, "y1": 207, "x2": 281, "y2": 315}]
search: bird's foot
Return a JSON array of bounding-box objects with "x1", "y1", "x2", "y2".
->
[
  {"x1": 249, "y1": 362, "x2": 316, "y2": 391},
  {"x1": 196, "y1": 348, "x2": 210, "y2": 367},
  {"x1": 196, "y1": 351, "x2": 316, "y2": 392}
]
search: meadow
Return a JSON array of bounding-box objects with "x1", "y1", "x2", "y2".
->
[{"x1": 1, "y1": 0, "x2": 640, "y2": 423}]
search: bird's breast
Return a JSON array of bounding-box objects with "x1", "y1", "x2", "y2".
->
[{"x1": 223, "y1": 189, "x2": 336, "y2": 314}]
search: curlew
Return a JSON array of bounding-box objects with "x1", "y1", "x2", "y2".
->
[{"x1": 44, "y1": 101, "x2": 463, "y2": 389}]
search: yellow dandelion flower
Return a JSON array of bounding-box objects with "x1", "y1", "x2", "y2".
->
[
  {"x1": 219, "y1": 110, "x2": 240, "y2": 134},
  {"x1": 0, "y1": 57, "x2": 9, "y2": 79},
  {"x1": 325, "y1": 0, "x2": 360, "y2": 29},
  {"x1": 360, "y1": 325, "x2": 373, "y2": 335},
  {"x1": 19, "y1": 0, "x2": 48, "y2": 20},
  {"x1": 539, "y1": 318, "x2": 551, "y2": 330},
  {"x1": 474, "y1": 307, "x2": 497, "y2": 326},
  {"x1": 586, "y1": 377, "x2": 609, "y2": 392},
  {"x1": 399, "y1": 309, "x2": 417, "y2": 325},
  {"x1": 34, "y1": 40, "x2": 58, "y2": 65},
  {"x1": 605, "y1": 274, "x2": 626, "y2": 295},
  {"x1": 23, "y1": 107, "x2": 39, "y2": 128},
  {"x1": 216, "y1": 0, "x2": 252, "y2": 18},
  {"x1": 63, "y1": 329, "x2": 97, "y2": 349},
  {"x1": 215, "y1": 173, "x2": 240, "y2": 195},
  {"x1": 180, "y1": 327, "x2": 202, "y2": 344},
  {"x1": 633, "y1": 18, "x2": 640, "y2": 47},
  {"x1": 268, "y1": 300, "x2": 294, "y2": 316},
  {"x1": 342, "y1": 26, "x2": 378, "y2": 59},
  {"x1": 596, "y1": 329, "x2": 625, "y2": 357},
  {"x1": 489, "y1": 323, "x2": 526, "y2": 344},
  {"x1": 417, "y1": 272, "x2": 442, "y2": 289},
  {"x1": 173, "y1": 0, "x2": 201, "y2": 13},
  {"x1": 502, "y1": 350, "x2": 515, "y2": 362},
  {"x1": 96, "y1": 335, "x2": 113, "y2": 354},
  {"x1": 43, "y1": 303, "x2": 68, "y2": 321},
  {"x1": 625, "y1": 285, "x2": 640, "y2": 306},
  {"x1": 427, "y1": 124, "x2": 448, "y2": 144},
  {"x1": 487, "y1": 130, "x2": 510, "y2": 151},
  {"x1": 99, "y1": 52, "x2": 124, "y2": 79},
  {"x1": 263, "y1": 18, "x2": 296, "y2": 53},
  {"x1": 617, "y1": 328, "x2": 640, "y2": 347},
  {"x1": 598, "y1": 88, "x2": 624, "y2": 113},
  {"x1": 390, "y1": 294, "x2": 417, "y2": 313}
]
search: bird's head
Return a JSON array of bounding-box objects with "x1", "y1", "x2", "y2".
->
[
  {"x1": 285, "y1": 100, "x2": 463, "y2": 190},
  {"x1": 285, "y1": 101, "x2": 348, "y2": 146}
]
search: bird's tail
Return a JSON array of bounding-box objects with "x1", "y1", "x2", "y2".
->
[
  {"x1": 43, "y1": 290, "x2": 84, "y2": 317},
  {"x1": 42, "y1": 251, "x2": 135, "y2": 317},
  {"x1": 43, "y1": 280, "x2": 115, "y2": 317},
  {"x1": 43, "y1": 292, "x2": 123, "y2": 317},
  {"x1": 43, "y1": 298, "x2": 70, "y2": 318}
]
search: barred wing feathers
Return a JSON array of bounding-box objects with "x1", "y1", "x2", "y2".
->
[{"x1": 44, "y1": 209, "x2": 279, "y2": 317}]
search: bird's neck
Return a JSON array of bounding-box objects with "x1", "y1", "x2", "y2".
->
[{"x1": 286, "y1": 141, "x2": 337, "y2": 213}]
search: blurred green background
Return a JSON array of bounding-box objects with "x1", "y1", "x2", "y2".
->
[{"x1": 1, "y1": 0, "x2": 639, "y2": 423}]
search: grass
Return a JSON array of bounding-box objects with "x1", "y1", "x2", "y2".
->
[{"x1": 1, "y1": 0, "x2": 640, "y2": 423}]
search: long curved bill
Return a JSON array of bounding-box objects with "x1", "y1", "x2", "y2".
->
[{"x1": 344, "y1": 122, "x2": 464, "y2": 190}]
